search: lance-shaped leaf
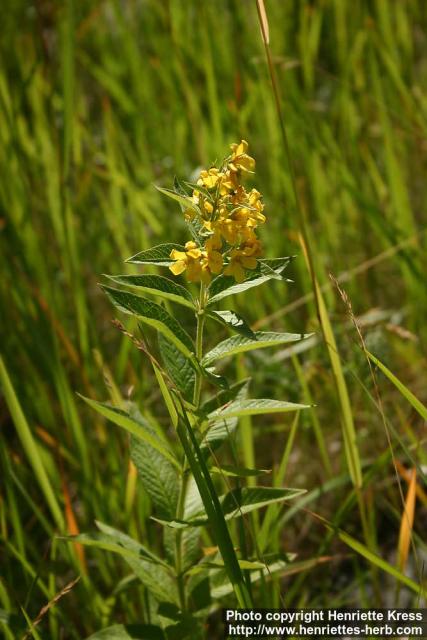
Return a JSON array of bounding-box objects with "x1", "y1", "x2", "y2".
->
[
  {"x1": 209, "y1": 556, "x2": 333, "y2": 599},
  {"x1": 208, "y1": 398, "x2": 309, "y2": 421},
  {"x1": 154, "y1": 487, "x2": 305, "y2": 528},
  {"x1": 200, "y1": 365, "x2": 229, "y2": 390},
  {"x1": 130, "y1": 414, "x2": 179, "y2": 520},
  {"x1": 210, "y1": 464, "x2": 271, "y2": 478},
  {"x1": 74, "y1": 522, "x2": 178, "y2": 604},
  {"x1": 155, "y1": 185, "x2": 200, "y2": 214},
  {"x1": 79, "y1": 396, "x2": 179, "y2": 469},
  {"x1": 208, "y1": 309, "x2": 254, "y2": 338},
  {"x1": 102, "y1": 286, "x2": 194, "y2": 359},
  {"x1": 203, "y1": 331, "x2": 311, "y2": 365},
  {"x1": 187, "y1": 557, "x2": 266, "y2": 574},
  {"x1": 105, "y1": 274, "x2": 194, "y2": 309},
  {"x1": 221, "y1": 486, "x2": 305, "y2": 520},
  {"x1": 125, "y1": 243, "x2": 184, "y2": 266},
  {"x1": 367, "y1": 350, "x2": 427, "y2": 421},
  {"x1": 207, "y1": 257, "x2": 293, "y2": 304},
  {"x1": 180, "y1": 476, "x2": 203, "y2": 570},
  {"x1": 201, "y1": 380, "x2": 250, "y2": 451},
  {"x1": 172, "y1": 177, "x2": 205, "y2": 244},
  {"x1": 200, "y1": 379, "x2": 250, "y2": 416},
  {"x1": 66, "y1": 531, "x2": 162, "y2": 566},
  {"x1": 86, "y1": 624, "x2": 166, "y2": 639},
  {"x1": 158, "y1": 333, "x2": 196, "y2": 401}
]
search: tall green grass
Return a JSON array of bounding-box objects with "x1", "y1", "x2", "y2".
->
[{"x1": 1, "y1": 1, "x2": 426, "y2": 637}]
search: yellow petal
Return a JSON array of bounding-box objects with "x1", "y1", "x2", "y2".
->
[
  {"x1": 224, "y1": 261, "x2": 245, "y2": 283},
  {"x1": 207, "y1": 250, "x2": 223, "y2": 274},
  {"x1": 169, "y1": 260, "x2": 187, "y2": 275},
  {"x1": 186, "y1": 260, "x2": 202, "y2": 282},
  {"x1": 205, "y1": 233, "x2": 222, "y2": 252},
  {"x1": 170, "y1": 249, "x2": 187, "y2": 260},
  {"x1": 241, "y1": 256, "x2": 257, "y2": 270},
  {"x1": 236, "y1": 140, "x2": 248, "y2": 155},
  {"x1": 187, "y1": 248, "x2": 202, "y2": 259},
  {"x1": 200, "y1": 265, "x2": 212, "y2": 284},
  {"x1": 237, "y1": 154, "x2": 255, "y2": 172}
]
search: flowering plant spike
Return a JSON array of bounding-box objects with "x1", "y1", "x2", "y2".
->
[
  {"x1": 169, "y1": 140, "x2": 265, "y2": 284},
  {"x1": 79, "y1": 141, "x2": 310, "y2": 639}
]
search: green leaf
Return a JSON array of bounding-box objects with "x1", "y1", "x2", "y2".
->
[
  {"x1": 125, "y1": 243, "x2": 184, "y2": 266},
  {"x1": 66, "y1": 531, "x2": 162, "y2": 566},
  {"x1": 201, "y1": 380, "x2": 250, "y2": 451},
  {"x1": 367, "y1": 350, "x2": 427, "y2": 420},
  {"x1": 155, "y1": 185, "x2": 200, "y2": 214},
  {"x1": 208, "y1": 257, "x2": 292, "y2": 304},
  {"x1": 201, "y1": 379, "x2": 249, "y2": 415},
  {"x1": 130, "y1": 413, "x2": 179, "y2": 520},
  {"x1": 202, "y1": 331, "x2": 311, "y2": 365},
  {"x1": 188, "y1": 557, "x2": 266, "y2": 573},
  {"x1": 208, "y1": 309, "x2": 254, "y2": 338},
  {"x1": 210, "y1": 556, "x2": 329, "y2": 599},
  {"x1": 75, "y1": 522, "x2": 178, "y2": 604},
  {"x1": 174, "y1": 405, "x2": 252, "y2": 607},
  {"x1": 181, "y1": 477, "x2": 202, "y2": 570},
  {"x1": 0, "y1": 357, "x2": 64, "y2": 530},
  {"x1": 101, "y1": 286, "x2": 194, "y2": 359},
  {"x1": 200, "y1": 365, "x2": 229, "y2": 390},
  {"x1": 155, "y1": 487, "x2": 304, "y2": 528},
  {"x1": 338, "y1": 529, "x2": 427, "y2": 598},
  {"x1": 152, "y1": 361, "x2": 179, "y2": 428},
  {"x1": 79, "y1": 397, "x2": 179, "y2": 469},
  {"x1": 86, "y1": 624, "x2": 165, "y2": 639},
  {"x1": 95, "y1": 524, "x2": 178, "y2": 604},
  {"x1": 315, "y1": 277, "x2": 362, "y2": 489},
  {"x1": 221, "y1": 486, "x2": 305, "y2": 520},
  {"x1": 210, "y1": 465, "x2": 270, "y2": 478},
  {"x1": 208, "y1": 398, "x2": 309, "y2": 421},
  {"x1": 158, "y1": 333, "x2": 195, "y2": 401},
  {"x1": 105, "y1": 274, "x2": 194, "y2": 309}
]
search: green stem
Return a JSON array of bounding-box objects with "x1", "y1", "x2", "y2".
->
[
  {"x1": 176, "y1": 411, "x2": 252, "y2": 608},
  {"x1": 175, "y1": 469, "x2": 189, "y2": 612},
  {"x1": 175, "y1": 283, "x2": 206, "y2": 613},
  {"x1": 174, "y1": 282, "x2": 253, "y2": 608},
  {"x1": 193, "y1": 284, "x2": 206, "y2": 406}
]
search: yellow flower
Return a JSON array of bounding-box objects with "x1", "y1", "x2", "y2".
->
[
  {"x1": 197, "y1": 168, "x2": 223, "y2": 189},
  {"x1": 228, "y1": 140, "x2": 255, "y2": 173},
  {"x1": 215, "y1": 218, "x2": 242, "y2": 245},
  {"x1": 184, "y1": 208, "x2": 196, "y2": 221},
  {"x1": 219, "y1": 169, "x2": 239, "y2": 195},
  {"x1": 169, "y1": 240, "x2": 221, "y2": 284},
  {"x1": 169, "y1": 241, "x2": 201, "y2": 277},
  {"x1": 205, "y1": 232, "x2": 222, "y2": 252},
  {"x1": 248, "y1": 189, "x2": 266, "y2": 221},
  {"x1": 203, "y1": 200, "x2": 214, "y2": 215},
  {"x1": 223, "y1": 238, "x2": 262, "y2": 282},
  {"x1": 168, "y1": 139, "x2": 265, "y2": 284},
  {"x1": 206, "y1": 250, "x2": 223, "y2": 274},
  {"x1": 205, "y1": 232, "x2": 223, "y2": 274}
]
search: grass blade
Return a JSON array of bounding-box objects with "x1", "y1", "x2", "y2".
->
[
  {"x1": 0, "y1": 356, "x2": 64, "y2": 530},
  {"x1": 367, "y1": 351, "x2": 427, "y2": 421}
]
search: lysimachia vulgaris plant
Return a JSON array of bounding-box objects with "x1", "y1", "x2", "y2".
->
[{"x1": 77, "y1": 141, "x2": 310, "y2": 639}]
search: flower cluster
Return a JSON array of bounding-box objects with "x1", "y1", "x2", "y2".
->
[{"x1": 169, "y1": 140, "x2": 266, "y2": 284}]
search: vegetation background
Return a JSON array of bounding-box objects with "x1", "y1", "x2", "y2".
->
[{"x1": 1, "y1": 0, "x2": 426, "y2": 638}]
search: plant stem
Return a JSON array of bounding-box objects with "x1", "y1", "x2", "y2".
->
[
  {"x1": 175, "y1": 282, "x2": 253, "y2": 608},
  {"x1": 175, "y1": 284, "x2": 206, "y2": 612},
  {"x1": 193, "y1": 283, "x2": 206, "y2": 406},
  {"x1": 175, "y1": 468, "x2": 189, "y2": 612}
]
